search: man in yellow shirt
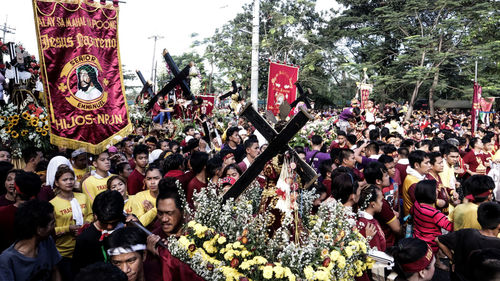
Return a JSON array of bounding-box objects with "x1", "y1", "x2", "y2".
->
[
  {"x1": 82, "y1": 151, "x2": 113, "y2": 201},
  {"x1": 450, "y1": 175, "x2": 494, "y2": 230},
  {"x1": 439, "y1": 145, "x2": 460, "y2": 190},
  {"x1": 402, "y1": 150, "x2": 431, "y2": 216},
  {"x1": 129, "y1": 166, "x2": 162, "y2": 227}
]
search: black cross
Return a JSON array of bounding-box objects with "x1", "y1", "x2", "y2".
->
[
  {"x1": 290, "y1": 82, "x2": 313, "y2": 109},
  {"x1": 135, "y1": 70, "x2": 154, "y2": 98},
  {"x1": 145, "y1": 49, "x2": 194, "y2": 111},
  {"x1": 223, "y1": 103, "x2": 317, "y2": 202},
  {"x1": 240, "y1": 103, "x2": 318, "y2": 187}
]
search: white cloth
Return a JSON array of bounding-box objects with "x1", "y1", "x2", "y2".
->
[
  {"x1": 70, "y1": 198, "x2": 84, "y2": 226},
  {"x1": 46, "y1": 156, "x2": 74, "y2": 187},
  {"x1": 406, "y1": 166, "x2": 426, "y2": 181},
  {"x1": 75, "y1": 87, "x2": 102, "y2": 101},
  {"x1": 149, "y1": 149, "x2": 163, "y2": 164}
]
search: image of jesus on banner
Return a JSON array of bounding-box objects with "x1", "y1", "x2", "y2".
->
[{"x1": 75, "y1": 64, "x2": 103, "y2": 101}]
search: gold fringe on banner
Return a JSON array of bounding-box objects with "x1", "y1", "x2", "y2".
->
[{"x1": 50, "y1": 123, "x2": 133, "y2": 155}]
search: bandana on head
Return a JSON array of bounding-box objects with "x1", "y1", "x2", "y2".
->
[
  {"x1": 107, "y1": 244, "x2": 147, "y2": 256},
  {"x1": 400, "y1": 244, "x2": 433, "y2": 273}
]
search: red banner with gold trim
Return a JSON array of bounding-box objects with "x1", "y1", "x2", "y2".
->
[
  {"x1": 266, "y1": 62, "x2": 299, "y2": 115},
  {"x1": 33, "y1": 0, "x2": 131, "y2": 154}
]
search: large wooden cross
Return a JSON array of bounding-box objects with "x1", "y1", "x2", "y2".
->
[
  {"x1": 136, "y1": 70, "x2": 154, "y2": 98},
  {"x1": 223, "y1": 103, "x2": 317, "y2": 201},
  {"x1": 146, "y1": 49, "x2": 194, "y2": 111}
]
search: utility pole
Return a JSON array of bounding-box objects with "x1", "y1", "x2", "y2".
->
[
  {"x1": 0, "y1": 16, "x2": 16, "y2": 42},
  {"x1": 250, "y1": 0, "x2": 260, "y2": 110},
  {"x1": 148, "y1": 35, "x2": 164, "y2": 92}
]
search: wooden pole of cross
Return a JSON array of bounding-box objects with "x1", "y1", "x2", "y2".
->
[{"x1": 223, "y1": 103, "x2": 316, "y2": 202}]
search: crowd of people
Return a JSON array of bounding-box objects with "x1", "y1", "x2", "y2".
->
[{"x1": 0, "y1": 98, "x2": 500, "y2": 281}]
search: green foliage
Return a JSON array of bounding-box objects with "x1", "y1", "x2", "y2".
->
[{"x1": 182, "y1": 0, "x2": 500, "y2": 109}]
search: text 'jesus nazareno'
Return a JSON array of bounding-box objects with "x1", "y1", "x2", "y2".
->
[
  {"x1": 40, "y1": 34, "x2": 117, "y2": 51},
  {"x1": 54, "y1": 114, "x2": 123, "y2": 130}
]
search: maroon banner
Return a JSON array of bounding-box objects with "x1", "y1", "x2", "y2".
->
[
  {"x1": 266, "y1": 62, "x2": 299, "y2": 115},
  {"x1": 197, "y1": 95, "x2": 215, "y2": 115},
  {"x1": 472, "y1": 82, "x2": 482, "y2": 134},
  {"x1": 33, "y1": 0, "x2": 131, "y2": 154},
  {"x1": 480, "y1": 97, "x2": 494, "y2": 112}
]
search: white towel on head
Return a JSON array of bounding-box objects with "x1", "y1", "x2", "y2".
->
[{"x1": 70, "y1": 198, "x2": 84, "y2": 226}]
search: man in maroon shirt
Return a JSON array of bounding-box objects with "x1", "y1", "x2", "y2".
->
[
  {"x1": 186, "y1": 151, "x2": 208, "y2": 207},
  {"x1": 463, "y1": 137, "x2": 486, "y2": 176},
  {"x1": 0, "y1": 171, "x2": 42, "y2": 252},
  {"x1": 163, "y1": 153, "x2": 194, "y2": 194},
  {"x1": 145, "y1": 179, "x2": 203, "y2": 281},
  {"x1": 127, "y1": 144, "x2": 149, "y2": 195}
]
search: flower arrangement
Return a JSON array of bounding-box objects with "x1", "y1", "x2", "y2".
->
[
  {"x1": 168, "y1": 177, "x2": 373, "y2": 281},
  {"x1": 128, "y1": 104, "x2": 151, "y2": 129},
  {"x1": 290, "y1": 118, "x2": 337, "y2": 148},
  {"x1": 0, "y1": 103, "x2": 50, "y2": 158}
]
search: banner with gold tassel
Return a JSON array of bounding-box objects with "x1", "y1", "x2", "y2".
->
[{"x1": 32, "y1": 0, "x2": 132, "y2": 154}]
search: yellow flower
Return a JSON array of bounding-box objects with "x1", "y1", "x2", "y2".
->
[
  {"x1": 36, "y1": 127, "x2": 42, "y2": 133},
  {"x1": 274, "y1": 265, "x2": 285, "y2": 278},
  {"x1": 22, "y1": 112, "x2": 30, "y2": 119},
  {"x1": 178, "y1": 236, "x2": 191, "y2": 248},
  {"x1": 21, "y1": 130, "x2": 28, "y2": 136},
  {"x1": 359, "y1": 242, "x2": 367, "y2": 254},
  {"x1": 262, "y1": 265, "x2": 273, "y2": 279},
  {"x1": 217, "y1": 236, "x2": 227, "y2": 244},
  {"x1": 13, "y1": 115, "x2": 19, "y2": 121},
  {"x1": 43, "y1": 124, "x2": 49, "y2": 130},
  {"x1": 239, "y1": 260, "x2": 253, "y2": 270},
  {"x1": 285, "y1": 267, "x2": 295, "y2": 281},
  {"x1": 8, "y1": 116, "x2": 13, "y2": 122},
  {"x1": 11, "y1": 131, "x2": 19, "y2": 138},
  {"x1": 11, "y1": 120, "x2": 18, "y2": 126},
  {"x1": 0, "y1": 116, "x2": 6, "y2": 121},
  {"x1": 344, "y1": 246, "x2": 353, "y2": 258},
  {"x1": 330, "y1": 250, "x2": 340, "y2": 261},
  {"x1": 253, "y1": 256, "x2": 267, "y2": 265},
  {"x1": 337, "y1": 255, "x2": 346, "y2": 269},
  {"x1": 41, "y1": 130, "x2": 48, "y2": 136},
  {"x1": 4, "y1": 128, "x2": 11, "y2": 134},
  {"x1": 315, "y1": 270, "x2": 329, "y2": 281},
  {"x1": 303, "y1": 266, "x2": 314, "y2": 280},
  {"x1": 30, "y1": 119, "x2": 38, "y2": 126}
]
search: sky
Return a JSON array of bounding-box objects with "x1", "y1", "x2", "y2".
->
[{"x1": 1, "y1": 0, "x2": 337, "y2": 87}]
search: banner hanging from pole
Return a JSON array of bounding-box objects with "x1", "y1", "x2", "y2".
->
[
  {"x1": 32, "y1": 0, "x2": 132, "y2": 154},
  {"x1": 266, "y1": 62, "x2": 299, "y2": 115},
  {"x1": 197, "y1": 95, "x2": 215, "y2": 115},
  {"x1": 471, "y1": 82, "x2": 482, "y2": 134}
]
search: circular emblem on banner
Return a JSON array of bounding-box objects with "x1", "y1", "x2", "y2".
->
[{"x1": 59, "y1": 54, "x2": 108, "y2": 111}]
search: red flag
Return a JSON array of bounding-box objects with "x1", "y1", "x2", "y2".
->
[
  {"x1": 472, "y1": 82, "x2": 482, "y2": 134},
  {"x1": 266, "y1": 62, "x2": 299, "y2": 115},
  {"x1": 480, "y1": 97, "x2": 494, "y2": 112},
  {"x1": 197, "y1": 95, "x2": 215, "y2": 115},
  {"x1": 33, "y1": 0, "x2": 132, "y2": 154}
]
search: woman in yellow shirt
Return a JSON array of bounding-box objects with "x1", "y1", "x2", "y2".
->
[
  {"x1": 49, "y1": 165, "x2": 92, "y2": 280},
  {"x1": 106, "y1": 175, "x2": 133, "y2": 214}
]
